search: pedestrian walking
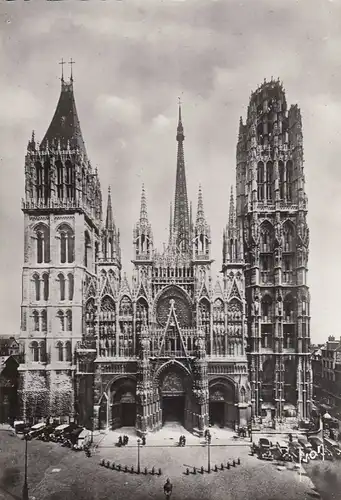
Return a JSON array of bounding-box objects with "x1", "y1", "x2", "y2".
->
[{"x1": 164, "y1": 478, "x2": 173, "y2": 499}]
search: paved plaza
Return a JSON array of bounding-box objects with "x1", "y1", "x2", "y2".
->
[{"x1": 0, "y1": 424, "x2": 327, "y2": 500}]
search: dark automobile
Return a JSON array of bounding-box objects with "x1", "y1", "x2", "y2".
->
[
  {"x1": 308, "y1": 436, "x2": 333, "y2": 460},
  {"x1": 324, "y1": 437, "x2": 341, "y2": 459},
  {"x1": 272, "y1": 441, "x2": 292, "y2": 462},
  {"x1": 251, "y1": 438, "x2": 273, "y2": 460},
  {"x1": 289, "y1": 441, "x2": 310, "y2": 463},
  {"x1": 297, "y1": 436, "x2": 314, "y2": 455}
]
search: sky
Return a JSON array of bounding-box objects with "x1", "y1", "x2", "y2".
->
[{"x1": 0, "y1": 0, "x2": 340, "y2": 343}]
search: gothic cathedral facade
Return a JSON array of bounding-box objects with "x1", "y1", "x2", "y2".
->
[{"x1": 18, "y1": 74, "x2": 311, "y2": 435}]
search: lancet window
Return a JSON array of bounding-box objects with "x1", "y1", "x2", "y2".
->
[
  {"x1": 43, "y1": 274, "x2": 49, "y2": 301},
  {"x1": 58, "y1": 224, "x2": 74, "y2": 264},
  {"x1": 265, "y1": 161, "x2": 273, "y2": 200},
  {"x1": 35, "y1": 223, "x2": 50, "y2": 264},
  {"x1": 257, "y1": 161, "x2": 264, "y2": 201}
]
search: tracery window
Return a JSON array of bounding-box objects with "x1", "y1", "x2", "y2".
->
[
  {"x1": 261, "y1": 295, "x2": 272, "y2": 322},
  {"x1": 35, "y1": 161, "x2": 43, "y2": 199},
  {"x1": 56, "y1": 160, "x2": 64, "y2": 199},
  {"x1": 32, "y1": 310, "x2": 39, "y2": 331},
  {"x1": 266, "y1": 161, "x2": 273, "y2": 200},
  {"x1": 279, "y1": 161, "x2": 284, "y2": 200},
  {"x1": 41, "y1": 310, "x2": 47, "y2": 331},
  {"x1": 35, "y1": 224, "x2": 50, "y2": 264},
  {"x1": 286, "y1": 160, "x2": 293, "y2": 201},
  {"x1": 58, "y1": 224, "x2": 74, "y2": 264},
  {"x1": 31, "y1": 341, "x2": 39, "y2": 362},
  {"x1": 257, "y1": 161, "x2": 264, "y2": 201},
  {"x1": 65, "y1": 341, "x2": 72, "y2": 362},
  {"x1": 65, "y1": 160, "x2": 75, "y2": 200},
  {"x1": 57, "y1": 310, "x2": 65, "y2": 331},
  {"x1": 57, "y1": 342, "x2": 64, "y2": 362},
  {"x1": 43, "y1": 274, "x2": 49, "y2": 301},
  {"x1": 66, "y1": 310, "x2": 72, "y2": 331}
]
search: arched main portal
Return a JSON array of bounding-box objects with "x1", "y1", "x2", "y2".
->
[
  {"x1": 157, "y1": 362, "x2": 193, "y2": 428},
  {"x1": 109, "y1": 377, "x2": 137, "y2": 429},
  {"x1": 209, "y1": 378, "x2": 236, "y2": 429}
]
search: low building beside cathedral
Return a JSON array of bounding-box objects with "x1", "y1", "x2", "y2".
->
[{"x1": 18, "y1": 72, "x2": 311, "y2": 435}]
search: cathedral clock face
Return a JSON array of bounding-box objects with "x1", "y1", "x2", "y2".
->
[{"x1": 156, "y1": 287, "x2": 192, "y2": 327}]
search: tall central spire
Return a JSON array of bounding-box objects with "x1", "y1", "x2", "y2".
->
[{"x1": 173, "y1": 101, "x2": 190, "y2": 254}]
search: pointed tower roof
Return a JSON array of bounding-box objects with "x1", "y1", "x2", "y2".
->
[
  {"x1": 106, "y1": 186, "x2": 114, "y2": 230},
  {"x1": 40, "y1": 75, "x2": 86, "y2": 155},
  {"x1": 173, "y1": 101, "x2": 190, "y2": 253},
  {"x1": 139, "y1": 184, "x2": 148, "y2": 225}
]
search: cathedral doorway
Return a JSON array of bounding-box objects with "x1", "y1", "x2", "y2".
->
[
  {"x1": 162, "y1": 396, "x2": 185, "y2": 424},
  {"x1": 209, "y1": 402, "x2": 225, "y2": 427},
  {"x1": 158, "y1": 363, "x2": 191, "y2": 428},
  {"x1": 110, "y1": 378, "x2": 136, "y2": 429},
  {"x1": 209, "y1": 378, "x2": 236, "y2": 428}
]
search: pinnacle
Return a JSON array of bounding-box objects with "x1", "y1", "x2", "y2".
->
[
  {"x1": 139, "y1": 184, "x2": 149, "y2": 225},
  {"x1": 196, "y1": 184, "x2": 206, "y2": 225},
  {"x1": 105, "y1": 185, "x2": 114, "y2": 230},
  {"x1": 228, "y1": 186, "x2": 236, "y2": 229}
]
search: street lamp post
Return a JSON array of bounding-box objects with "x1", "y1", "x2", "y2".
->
[
  {"x1": 137, "y1": 438, "x2": 141, "y2": 474},
  {"x1": 22, "y1": 429, "x2": 30, "y2": 500},
  {"x1": 206, "y1": 434, "x2": 211, "y2": 473},
  {"x1": 322, "y1": 411, "x2": 332, "y2": 462}
]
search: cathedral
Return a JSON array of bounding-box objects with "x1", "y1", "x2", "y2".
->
[{"x1": 18, "y1": 69, "x2": 312, "y2": 436}]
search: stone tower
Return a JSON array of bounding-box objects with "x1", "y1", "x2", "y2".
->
[
  {"x1": 18, "y1": 70, "x2": 102, "y2": 422},
  {"x1": 236, "y1": 79, "x2": 312, "y2": 421}
]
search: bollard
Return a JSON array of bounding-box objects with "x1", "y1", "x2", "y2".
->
[
  {"x1": 186, "y1": 468, "x2": 190, "y2": 475},
  {"x1": 201, "y1": 466, "x2": 204, "y2": 475},
  {"x1": 227, "y1": 462, "x2": 230, "y2": 469},
  {"x1": 237, "y1": 458, "x2": 240, "y2": 465},
  {"x1": 232, "y1": 460, "x2": 236, "y2": 467},
  {"x1": 106, "y1": 461, "x2": 110, "y2": 468},
  {"x1": 151, "y1": 466, "x2": 155, "y2": 475},
  {"x1": 124, "y1": 465, "x2": 128, "y2": 473},
  {"x1": 221, "y1": 463, "x2": 224, "y2": 470},
  {"x1": 131, "y1": 466, "x2": 134, "y2": 474},
  {"x1": 158, "y1": 468, "x2": 162, "y2": 476},
  {"x1": 214, "y1": 465, "x2": 218, "y2": 472},
  {"x1": 111, "y1": 463, "x2": 116, "y2": 470},
  {"x1": 117, "y1": 464, "x2": 121, "y2": 471},
  {"x1": 144, "y1": 467, "x2": 148, "y2": 475},
  {"x1": 100, "y1": 459, "x2": 105, "y2": 466},
  {"x1": 193, "y1": 467, "x2": 197, "y2": 475}
]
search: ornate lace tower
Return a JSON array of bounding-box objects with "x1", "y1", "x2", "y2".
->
[
  {"x1": 237, "y1": 79, "x2": 311, "y2": 421},
  {"x1": 19, "y1": 68, "x2": 103, "y2": 423}
]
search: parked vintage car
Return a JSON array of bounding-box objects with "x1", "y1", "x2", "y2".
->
[
  {"x1": 289, "y1": 441, "x2": 310, "y2": 463},
  {"x1": 272, "y1": 440, "x2": 292, "y2": 462},
  {"x1": 308, "y1": 436, "x2": 333, "y2": 460},
  {"x1": 38, "y1": 423, "x2": 59, "y2": 441},
  {"x1": 297, "y1": 436, "x2": 314, "y2": 457},
  {"x1": 50, "y1": 424, "x2": 71, "y2": 442},
  {"x1": 323, "y1": 437, "x2": 341, "y2": 459},
  {"x1": 251, "y1": 438, "x2": 273, "y2": 460},
  {"x1": 28, "y1": 422, "x2": 46, "y2": 439}
]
